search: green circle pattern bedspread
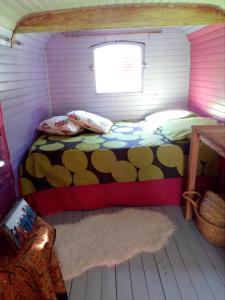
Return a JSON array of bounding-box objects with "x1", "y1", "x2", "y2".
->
[{"x1": 20, "y1": 121, "x2": 219, "y2": 195}]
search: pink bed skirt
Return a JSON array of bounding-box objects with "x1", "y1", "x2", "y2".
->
[{"x1": 25, "y1": 176, "x2": 214, "y2": 217}]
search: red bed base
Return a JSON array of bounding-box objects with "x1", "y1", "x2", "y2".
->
[{"x1": 25, "y1": 176, "x2": 214, "y2": 217}]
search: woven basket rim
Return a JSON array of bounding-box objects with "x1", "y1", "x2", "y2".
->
[
  {"x1": 194, "y1": 198, "x2": 225, "y2": 230},
  {"x1": 204, "y1": 190, "x2": 225, "y2": 200}
]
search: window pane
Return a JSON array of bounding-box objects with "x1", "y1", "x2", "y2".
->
[{"x1": 94, "y1": 43, "x2": 143, "y2": 93}]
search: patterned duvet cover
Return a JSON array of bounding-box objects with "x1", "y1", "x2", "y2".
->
[{"x1": 20, "y1": 121, "x2": 218, "y2": 196}]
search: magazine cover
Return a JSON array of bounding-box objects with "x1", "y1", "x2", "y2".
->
[{"x1": 0, "y1": 199, "x2": 37, "y2": 248}]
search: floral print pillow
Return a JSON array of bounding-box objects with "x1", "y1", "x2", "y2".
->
[
  {"x1": 37, "y1": 116, "x2": 84, "y2": 135},
  {"x1": 67, "y1": 110, "x2": 113, "y2": 134}
]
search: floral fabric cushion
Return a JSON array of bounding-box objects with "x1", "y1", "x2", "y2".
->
[
  {"x1": 37, "y1": 116, "x2": 83, "y2": 136},
  {"x1": 67, "y1": 110, "x2": 113, "y2": 134}
]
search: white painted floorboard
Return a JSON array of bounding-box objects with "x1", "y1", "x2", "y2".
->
[{"x1": 45, "y1": 206, "x2": 225, "y2": 300}]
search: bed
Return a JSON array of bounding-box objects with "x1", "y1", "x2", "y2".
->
[{"x1": 19, "y1": 121, "x2": 219, "y2": 216}]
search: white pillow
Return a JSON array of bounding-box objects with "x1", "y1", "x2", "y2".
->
[
  {"x1": 145, "y1": 109, "x2": 198, "y2": 131},
  {"x1": 67, "y1": 110, "x2": 113, "y2": 134},
  {"x1": 37, "y1": 116, "x2": 83, "y2": 136}
]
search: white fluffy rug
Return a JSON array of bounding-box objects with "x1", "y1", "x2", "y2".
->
[{"x1": 54, "y1": 208, "x2": 175, "y2": 280}]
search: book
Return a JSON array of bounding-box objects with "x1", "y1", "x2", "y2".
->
[{"x1": 0, "y1": 199, "x2": 37, "y2": 249}]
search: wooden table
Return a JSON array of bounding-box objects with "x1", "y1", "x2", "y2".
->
[{"x1": 184, "y1": 125, "x2": 225, "y2": 220}]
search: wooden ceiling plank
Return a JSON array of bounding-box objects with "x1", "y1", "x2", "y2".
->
[{"x1": 15, "y1": 4, "x2": 225, "y2": 33}]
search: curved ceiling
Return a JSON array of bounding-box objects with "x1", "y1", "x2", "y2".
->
[{"x1": 0, "y1": 0, "x2": 224, "y2": 32}]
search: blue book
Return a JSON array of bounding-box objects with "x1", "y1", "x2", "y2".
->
[{"x1": 0, "y1": 199, "x2": 37, "y2": 249}]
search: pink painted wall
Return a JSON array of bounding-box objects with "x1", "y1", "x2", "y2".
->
[
  {"x1": 0, "y1": 103, "x2": 15, "y2": 218},
  {"x1": 188, "y1": 24, "x2": 225, "y2": 121}
]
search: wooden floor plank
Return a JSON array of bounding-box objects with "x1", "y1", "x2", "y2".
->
[
  {"x1": 44, "y1": 214, "x2": 55, "y2": 224},
  {"x1": 101, "y1": 207, "x2": 117, "y2": 300},
  {"x1": 174, "y1": 208, "x2": 225, "y2": 288},
  {"x1": 164, "y1": 206, "x2": 215, "y2": 300},
  {"x1": 116, "y1": 261, "x2": 133, "y2": 300},
  {"x1": 160, "y1": 207, "x2": 198, "y2": 300},
  {"x1": 153, "y1": 206, "x2": 198, "y2": 299},
  {"x1": 72, "y1": 210, "x2": 83, "y2": 222},
  {"x1": 171, "y1": 206, "x2": 225, "y2": 299},
  {"x1": 189, "y1": 218, "x2": 225, "y2": 286},
  {"x1": 154, "y1": 247, "x2": 182, "y2": 300},
  {"x1": 70, "y1": 272, "x2": 87, "y2": 300},
  {"x1": 113, "y1": 206, "x2": 123, "y2": 212},
  {"x1": 61, "y1": 211, "x2": 75, "y2": 224},
  {"x1": 103, "y1": 207, "x2": 114, "y2": 213},
  {"x1": 101, "y1": 266, "x2": 117, "y2": 300},
  {"x1": 216, "y1": 247, "x2": 225, "y2": 261},
  {"x1": 86, "y1": 267, "x2": 102, "y2": 300},
  {"x1": 64, "y1": 280, "x2": 72, "y2": 298},
  {"x1": 81, "y1": 210, "x2": 103, "y2": 300},
  {"x1": 142, "y1": 253, "x2": 165, "y2": 300},
  {"x1": 49, "y1": 211, "x2": 65, "y2": 225},
  {"x1": 129, "y1": 255, "x2": 149, "y2": 300},
  {"x1": 83, "y1": 209, "x2": 103, "y2": 218}
]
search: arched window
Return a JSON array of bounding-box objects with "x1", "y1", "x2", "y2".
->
[{"x1": 93, "y1": 41, "x2": 144, "y2": 94}]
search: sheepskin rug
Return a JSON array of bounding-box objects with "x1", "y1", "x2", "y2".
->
[{"x1": 54, "y1": 208, "x2": 175, "y2": 280}]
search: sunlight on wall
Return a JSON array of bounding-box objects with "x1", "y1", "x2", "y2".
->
[{"x1": 0, "y1": 160, "x2": 5, "y2": 167}]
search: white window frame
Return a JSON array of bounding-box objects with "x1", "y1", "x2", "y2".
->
[{"x1": 92, "y1": 41, "x2": 145, "y2": 94}]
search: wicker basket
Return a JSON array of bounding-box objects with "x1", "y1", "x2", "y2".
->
[
  {"x1": 199, "y1": 191, "x2": 225, "y2": 227},
  {"x1": 183, "y1": 191, "x2": 225, "y2": 247}
]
